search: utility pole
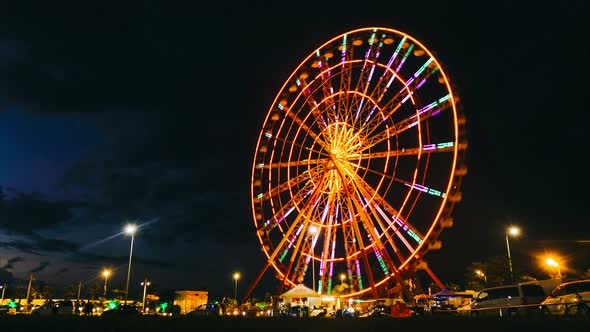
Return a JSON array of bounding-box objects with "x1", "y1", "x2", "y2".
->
[
  {"x1": 1, "y1": 283, "x2": 6, "y2": 305},
  {"x1": 25, "y1": 274, "x2": 33, "y2": 310},
  {"x1": 77, "y1": 282, "x2": 82, "y2": 303}
]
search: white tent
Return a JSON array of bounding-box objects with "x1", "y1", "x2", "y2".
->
[{"x1": 279, "y1": 284, "x2": 321, "y2": 298}]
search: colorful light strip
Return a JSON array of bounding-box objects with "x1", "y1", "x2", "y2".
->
[{"x1": 404, "y1": 182, "x2": 446, "y2": 198}]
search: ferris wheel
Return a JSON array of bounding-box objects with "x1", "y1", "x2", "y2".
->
[{"x1": 250, "y1": 27, "x2": 467, "y2": 298}]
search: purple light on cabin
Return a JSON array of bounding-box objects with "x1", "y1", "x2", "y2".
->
[
  {"x1": 423, "y1": 144, "x2": 436, "y2": 150},
  {"x1": 431, "y1": 109, "x2": 441, "y2": 117}
]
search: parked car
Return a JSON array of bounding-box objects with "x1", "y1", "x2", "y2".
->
[
  {"x1": 31, "y1": 301, "x2": 76, "y2": 316},
  {"x1": 101, "y1": 305, "x2": 142, "y2": 318},
  {"x1": 187, "y1": 303, "x2": 222, "y2": 317},
  {"x1": 466, "y1": 282, "x2": 547, "y2": 317},
  {"x1": 540, "y1": 279, "x2": 590, "y2": 317}
]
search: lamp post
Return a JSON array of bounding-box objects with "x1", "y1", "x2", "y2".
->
[
  {"x1": 505, "y1": 226, "x2": 520, "y2": 281},
  {"x1": 124, "y1": 223, "x2": 137, "y2": 303},
  {"x1": 141, "y1": 278, "x2": 150, "y2": 313},
  {"x1": 545, "y1": 258, "x2": 562, "y2": 279},
  {"x1": 309, "y1": 226, "x2": 318, "y2": 292},
  {"x1": 475, "y1": 270, "x2": 487, "y2": 283},
  {"x1": 340, "y1": 273, "x2": 346, "y2": 285},
  {"x1": 0, "y1": 283, "x2": 5, "y2": 305},
  {"x1": 102, "y1": 269, "x2": 111, "y2": 297},
  {"x1": 233, "y1": 272, "x2": 240, "y2": 301}
]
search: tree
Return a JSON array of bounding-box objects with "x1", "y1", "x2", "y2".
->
[{"x1": 86, "y1": 281, "x2": 102, "y2": 300}]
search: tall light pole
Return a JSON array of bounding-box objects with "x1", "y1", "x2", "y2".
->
[
  {"x1": 0, "y1": 283, "x2": 6, "y2": 305},
  {"x1": 124, "y1": 223, "x2": 137, "y2": 303},
  {"x1": 233, "y1": 272, "x2": 240, "y2": 301},
  {"x1": 545, "y1": 258, "x2": 562, "y2": 279},
  {"x1": 309, "y1": 226, "x2": 318, "y2": 292},
  {"x1": 141, "y1": 278, "x2": 150, "y2": 313},
  {"x1": 505, "y1": 226, "x2": 520, "y2": 281},
  {"x1": 475, "y1": 269, "x2": 487, "y2": 283},
  {"x1": 102, "y1": 269, "x2": 111, "y2": 297},
  {"x1": 340, "y1": 273, "x2": 345, "y2": 285}
]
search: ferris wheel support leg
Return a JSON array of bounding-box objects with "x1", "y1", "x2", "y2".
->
[
  {"x1": 240, "y1": 261, "x2": 272, "y2": 305},
  {"x1": 422, "y1": 261, "x2": 445, "y2": 290}
]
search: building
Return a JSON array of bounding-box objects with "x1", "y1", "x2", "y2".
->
[{"x1": 173, "y1": 290, "x2": 208, "y2": 314}]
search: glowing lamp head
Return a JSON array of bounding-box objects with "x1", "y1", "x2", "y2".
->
[
  {"x1": 103, "y1": 270, "x2": 111, "y2": 278},
  {"x1": 233, "y1": 272, "x2": 241, "y2": 280},
  {"x1": 507, "y1": 226, "x2": 520, "y2": 237},
  {"x1": 545, "y1": 258, "x2": 559, "y2": 267},
  {"x1": 309, "y1": 225, "x2": 318, "y2": 235},
  {"x1": 340, "y1": 273, "x2": 346, "y2": 281},
  {"x1": 124, "y1": 224, "x2": 137, "y2": 235}
]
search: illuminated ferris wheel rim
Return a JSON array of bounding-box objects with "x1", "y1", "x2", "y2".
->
[{"x1": 251, "y1": 27, "x2": 465, "y2": 297}]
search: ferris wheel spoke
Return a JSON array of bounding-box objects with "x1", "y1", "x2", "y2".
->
[
  {"x1": 282, "y1": 105, "x2": 330, "y2": 150},
  {"x1": 343, "y1": 195, "x2": 378, "y2": 296},
  {"x1": 347, "y1": 188, "x2": 401, "y2": 276},
  {"x1": 345, "y1": 170, "x2": 415, "y2": 267},
  {"x1": 360, "y1": 95, "x2": 453, "y2": 152},
  {"x1": 260, "y1": 157, "x2": 330, "y2": 170},
  {"x1": 341, "y1": 164, "x2": 425, "y2": 243},
  {"x1": 270, "y1": 134, "x2": 328, "y2": 157},
  {"x1": 257, "y1": 169, "x2": 315, "y2": 202},
  {"x1": 347, "y1": 144, "x2": 456, "y2": 161},
  {"x1": 350, "y1": 31, "x2": 382, "y2": 123}
]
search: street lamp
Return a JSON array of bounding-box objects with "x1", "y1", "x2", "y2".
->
[
  {"x1": 102, "y1": 269, "x2": 111, "y2": 297},
  {"x1": 0, "y1": 283, "x2": 6, "y2": 305},
  {"x1": 505, "y1": 226, "x2": 520, "y2": 281},
  {"x1": 545, "y1": 258, "x2": 562, "y2": 279},
  {"x1": 124, "y1": 223, "x2": 137, "y2": 303},
  {"x1": 233, "y1": 272, "x2": 241, "y2": 301},
  {"x1": 340, "y1": 273, "x2": 346, "y2": 285},
  {"x1": 309, "y1": 225, "x2": 318, "y2": 292},
  {"x1": 475, "y1": 270, "x2": 487, "y2": 283},
  {"x1": 141, "y1": 279, "x2": 151, "y2": 313}
]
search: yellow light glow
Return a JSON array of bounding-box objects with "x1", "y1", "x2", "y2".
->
[
  {"x1": 545, "y1": 257, "x2": 559, "y2": 267},
  {"x1": 124, "y1": 224, "x2": 137, "y2": 235},
  {"x1": 474, "y1": 270, "x2": 484, "y2": 276},
  {"x1": 102, "y1": 269, "x2": 111, "y2": 277},
  {"x1": 309, "y1": 225, "x2": 318, "y2": 235},
  {"x1": 507, "y1": 226, "x2": 520, "y2": 237},
  {"x1": 233, "y1": 272, "x2": 241, "y2": 280},
  {"x1": 340, "y1": 273, "x2": 346, "y2": 281}
]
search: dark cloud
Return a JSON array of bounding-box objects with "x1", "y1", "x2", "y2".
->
[
  {"x1": 1, "y1": 256, "x2": 24, "y2": 269},
  {"x1": 30, "y1": 261, "x2": 50, "y2": 273},
  {"x1": 0, "y1": 235, "x2": 79, "y2": 255},
  {"x1": 0, "y1": 188, "x2": 82, "y2": 234},
  {"x1": 67, "y1": 252, "x2": 175, "y2": 269}
]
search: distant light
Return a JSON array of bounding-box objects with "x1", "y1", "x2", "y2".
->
[
  {"x1": 309, "y1": 225, "x2": 318, "y2": 235},
  {"x1": 545, "y1": 258, "x2": 559, "y2": 267},
  {"x1": 103, "y1": 269, "x2": 111, "y2": 277},
  {"x1": 233, "y1": 272, "x2": 241, "y2": 280},
  {"x1": 124, "y1": 224, "x2": 137, "y2": 235},
  {"x1": 507, "y1": 226, "x2": 520, "y2": 237}
]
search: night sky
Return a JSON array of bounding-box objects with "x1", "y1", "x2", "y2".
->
[{"x1": 0, "y1": 1, "x2": 589, "y2": 300}]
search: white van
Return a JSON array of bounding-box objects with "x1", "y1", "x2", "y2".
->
[{"x1": 468, "y1": 283, "x2": 547, "y2": 317}]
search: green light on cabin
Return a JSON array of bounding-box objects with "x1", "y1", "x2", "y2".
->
[
  {"x1": 280, "y1": 249, "x2": 289, "y2": 262},
  {"x1": 438, "y1": 94, "x2": 451, "y2": 103},
  {"x1": 257, "y1": 193, "x2": 263, "y2": 199},
  {"x1": 327, "y1": 279, "x2": 333, "y2": 295},
  {"x1": 407, "y1": 230, "x2": 423, "y2": 244},
  {"x1": 436, "y1": 142, "x2": 453, "y2": 149},
  {"x1": 159, "y1": 302, "x2": 169, "y2": 313},
  {"x1": 8, "y1": 300, "x2": 17, "y2": 308},
  {"x1": 342, "y1": 35, "x2": 347, "y2": 52},
  {"x1": 428, "y1": 188, "x2": 442, "y2": 196},
  {"x1": 107, "y1": 300, "x2": 118, "y2": 310}
]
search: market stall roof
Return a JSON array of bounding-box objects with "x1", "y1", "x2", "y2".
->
[
  {"x1": 279, "y1": 284, "x2": 321, "y2": 298},
  {"x1": 432, "y1": 288, "x2": 458, "y2": 298}
]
